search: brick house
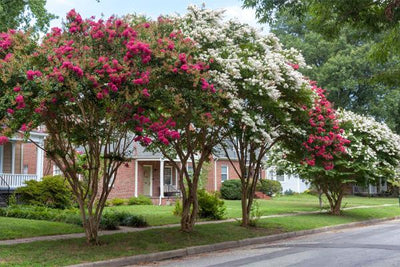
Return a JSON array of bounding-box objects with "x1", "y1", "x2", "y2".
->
[{"x1": 0, "y1": 134, "x2": 311, "y2": 205}]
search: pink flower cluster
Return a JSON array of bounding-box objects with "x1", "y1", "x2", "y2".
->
[
  {"x1": 200, "y1": 78, "x2": 216, "y2": 93},
  {"x1": 0, "y1": 32, "x2": 12, "y2": 50},
  {"x1": 0, "y1": 136, "x2": 9, "y2": 145},
  {"x1": 26, "y1": 70, "x2": 42, "y2": 80},
  {"x1": 15, "y1": 94, "x2": 26, "y2": 109},
  {"x1": 126, "y1": 41, "x2": 152, "y2": 64},
  {"x1": 302, "y1": 83, "x2": 350, "y2": 170}
]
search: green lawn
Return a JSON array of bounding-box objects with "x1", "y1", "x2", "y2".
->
[
  {"x1": 108, "y1": 194, "x2": 398, "y2": 225},
  {"x1": 0, "y1": 194, "x2": 396, "y2": 241},
  {"x1": 0, "y1": 217, "x2": 83, "y2": 240},
  {"x1": 1, "y1": 205, "x2": 399, "y2": 266}
]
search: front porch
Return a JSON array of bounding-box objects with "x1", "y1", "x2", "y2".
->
[
  {"x1": 134, "y1": 159, "x2": 181, "y2": 205},
  {"x1": 0, "y1": 132, "x2": 46, "y2": 190}
]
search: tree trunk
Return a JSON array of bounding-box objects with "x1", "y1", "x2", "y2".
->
[
  {"x1": 77, "y1": 197, "x2": 102, "y2": 245},
  {"x1": 331, "y1": 190, "x2": 344, "y2": 215},
  {"x1": 241, "y1": 189, "x2": 250, "y2": 227},
  {"x1": 180, "y1": 188, "x2": 198, "y2": 232},
  {"x1": 84, "y1": 216, "x2": 100, "y2": 245}
]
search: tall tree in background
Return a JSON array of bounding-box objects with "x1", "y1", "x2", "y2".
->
[
  {"x1": 243, "y1": 0, "x2": 400, "y2": 84},
  {"x1": 269, "y1": 10, "x2": 400, "y2": 132},
  {"x1": 0, "y1": 0, "x2": 56, "y2": 33}
]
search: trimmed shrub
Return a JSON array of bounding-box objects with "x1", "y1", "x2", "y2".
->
[
  {"x1": 111, "y1": 198, "x2": 125, "y2": 206},
  {"x1": 123, "y1": 215, "x2": 148, "y2": 227},
  {"x1": 128, "y1": 195, "x2": 152, "y2": 205},
  {"x1": 257, "y1": 179, "x2": 282, "y2": 197},
  {"x1": 220, "y1": 179, "x2": 242, "y2": 200},
  {"x1": 15, "y1": 175, "x2": 74, "y2": 209},
  {"x1": 0, "y1": 205, "x2": 82, "y2": 225},
  {"x1": 284, "y1": 189, "x2": 296, "y2": 195},
  {"x1": 100, "y1": 211, "x2": 120, "y2": 230},
  {"x1": 197, "y1": 189, "x2": 226, "y2": 220},
  {"x1": 100, "y1": 210, "x2": 148, "y2": 230}
]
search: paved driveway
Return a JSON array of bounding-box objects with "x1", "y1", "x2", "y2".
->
[{"x1": 147, "y1": 220, "x2": 400, "y2": 267}]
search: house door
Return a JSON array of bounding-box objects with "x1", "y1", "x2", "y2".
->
[{"x1": 143, "y1": 165, "x2": 152, "y2": 196}]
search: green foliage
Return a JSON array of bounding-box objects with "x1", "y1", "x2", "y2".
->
[
  {"x1": 100, "y1": 211, "x2": 148, "y2": 230},
  {"x1": 172, "y1": 200, "x2": 182, "y2": 217},
  {"x1": 111, "y1": 198, "x2": 125, "y2": 206},
  {"x1": 220, "y1": 179, "x2": 242, "y2": 200},
  {"x1": 0, "y1": 205, "x2": 82, "y2": 225},
  {"x1": 249, "y1": 200, "x2": 262, "y2": 227},
  {"x1": 257, "y1": 179, "x2": 282, "y2": 196},
  {"x1": 0, "y1": 0, "x2": 56, "y2": 33},
  {"x1": 128, "y1": 195, "x2": 153, "y2": 205},
  {"x1": 197, "y1": 189, "x2": 226, "y2": 220},
  {"x1": 15, "y1": 175, "x2": 74, "y2": 209},
  {"x1": 122, "y1": 214, "x2": 148, "y2": 228},
  {"x1": 270, "y1": 10, "x2": 400, "y2": 132},
  {"x1": 284, "y1": 189, "x2": 296, "y2": 196}
]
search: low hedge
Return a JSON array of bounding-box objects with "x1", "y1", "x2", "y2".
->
[
  {"x1": 105, "y1": 195, "x2": 153, "y2": 207},
  {"x1": 0, "y1": 205, "x2": 82, "y2": 225},
  {"x1": 0, "y1": 205, "x2": 148, "y2": 230}
]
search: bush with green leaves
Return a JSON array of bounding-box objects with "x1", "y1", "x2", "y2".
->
[
  {"x1": 15, "y1": 175, "x2": 74, "y2": 209},
  {"x1": 128, "y1": 195, "x2": 153, "y2": 205},
  {"x1": 197, "y1": 189, "x2": 226, "y2": 220},
  {"x1": 220, "y1": 179, "x2": 242, "y2": 200},
  {"x1": 100, "y1": 210, "x2": 148, "y2": 230},
  {"x1": 111, "y1": 198, "x2": 125, "y2": 206},
  {"x1": 257, "y1": 179, "x2": 283, "y2": 197},
  {"x1": 0, "y1": 205, "x2": 81, "y2": 225},
  {"x1": 173, "y1": 200, "x2": 183, "y2": 217}
]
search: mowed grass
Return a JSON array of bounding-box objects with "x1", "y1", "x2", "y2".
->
[
  {"x1": 0, "y1": 217, "x2": 83, "y2": 240},
  {"x1": 0, "y1": 194, "x2": 396, "y2": 241},
  {"x1": 1, "y1": 205, "x2": 399, "y2": 266},
  {"x1": 108, "y1": 194, "x2": 398, "y2": 225}
]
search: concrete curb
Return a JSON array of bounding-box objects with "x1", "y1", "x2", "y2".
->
[{"x1": 70, "y1": 215, "x2": 400, "y2": 267}]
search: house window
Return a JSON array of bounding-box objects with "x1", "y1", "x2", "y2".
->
[
  {"x1": 164, "y1": 166, "x2": 173, "y2": 185},
  {"x1": 53, "y1": 165, "x2": 62, "y2": 176},
  {"x1": 221, "y1": 165, "x2": 228, "y2": 182}
]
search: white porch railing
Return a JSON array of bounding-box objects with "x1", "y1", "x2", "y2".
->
[{"x1": 0, "y1": 173, "x2": 39, "y2": 189}]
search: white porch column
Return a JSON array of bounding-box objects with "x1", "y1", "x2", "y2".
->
[
  {"x1": 214, "y1": 158, "x2": 218, "y2": 191},
  {"x1": 36, "y1": 145, "x2": 44, "y2": 180},
  {"x1": 160, "y1": 159, "x2": 164, "y2": 199},
  {"x1": 20, "y1": 143, "x2": 24, "y2": 174},
  {"x1": 175, "y1": 167, "x2": 178, "y2": 187},
  {"x1": 134, "y1": 160, "x2": 138, "y2": 197},
  {"x1": 0, "y1": 145, "x2": 4, "y2": 173},
  {"x1": 11, "y1": 142, "x2": 15, "y2": 174}
]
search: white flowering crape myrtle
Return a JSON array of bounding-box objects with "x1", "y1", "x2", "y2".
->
[
  {"x1": 338, "y1": 109, "x2": 400, "y2": 181},
  {"x1": 176, "y1": 6, "x2": 312, "y2": 144}
]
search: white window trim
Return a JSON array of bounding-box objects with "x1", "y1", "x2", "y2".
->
[
  {"x1": 164, "y1": 166, "x2": 173, "y2": 185},
  {"x1": 53, "y1": 165, "x2": 62, "y2": 176},
  {"x1": 221, "y1": 165, "x2": 229, "y2": 182}
]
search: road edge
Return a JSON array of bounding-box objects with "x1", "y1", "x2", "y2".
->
[{"x1": 70, "y1": 215, "x2": 400, "y2": 267}]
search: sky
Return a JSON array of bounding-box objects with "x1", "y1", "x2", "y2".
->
[{"x1": 45, "y1": 0, "x2": 268, "y2": 32}]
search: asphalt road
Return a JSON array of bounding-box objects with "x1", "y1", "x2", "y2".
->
[{"x1": 144, "y1": 220, "x2": 400, "y2": 267}]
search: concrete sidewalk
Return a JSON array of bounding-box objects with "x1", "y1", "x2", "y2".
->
[{"x1": 0, "y1": 203, "x2": 396, "y2": 246}]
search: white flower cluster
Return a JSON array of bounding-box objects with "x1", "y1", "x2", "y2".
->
[
  {"x1": 175, "y1": 6, "x2": 311, "y2": 143},
  {"x1": 338, "y1": 109, "x2": 400, "y2": 176}
]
